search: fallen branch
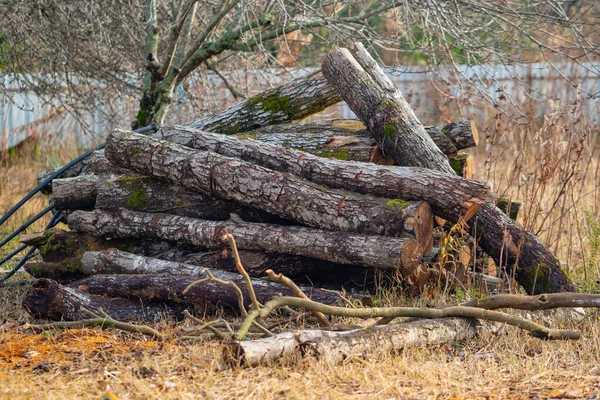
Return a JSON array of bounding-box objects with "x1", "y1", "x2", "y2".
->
[{"x1": 461, "y1": 292, "x2": 600, "y2": 310}]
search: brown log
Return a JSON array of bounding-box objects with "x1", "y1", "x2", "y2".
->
[
  {"x1": 70, "y1": 272, "x2": 343, "y2": 312},
  {"x1": 52, "y1": 174, "x2": 290, "y2": 225},
  {"x1": 22, "y1": 278, "x2": 177, "y2": 321},
  {"x1": 321, "y1": 44, "x2": 574, "y2": 294},
  {"x1": 225, "y1": 318, "x2": 477, "y2": 367},
  {"x1": 67, "y1": 209, "x2": 423, "y2": 272},
  {"x1": 186, "y1": 72, "x2": 342, "y2": 134},
  {"x1": 448, "y1": 152, "x2": 474, "y2": 179},
  {"x1": 246, "y1": 119, "x2": 478, "y2": 157},
  {"x1": 106, "y1": 131, "x2": 432, "y2": 249},
  {"x1": 154, "y1": 126, "x2": 493, "y2": 223}
]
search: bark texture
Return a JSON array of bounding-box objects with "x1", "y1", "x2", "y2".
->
[
  {"x1": 322, "y1": 45, "x2": 574, "y2": 294},
  {"x1": 186, "y1": 73, "x2": 342, "y2": 134},
  {"x1": 70, "y1": 271, "x2": 343, "y2": 311},
  {"x1": 225, "y1": 318, "x2": 477, "y2": 366},
  {"x1": 106, "y1": 131, "x2": 432, "y2": 245},
  {"x1": 155, "y1": 127, "x2": 493, "y2": 223},
  {"x1": 23, "y1": 278, "x2": 176, "y2": 321},
  {"x1": 247, "y1": 119, "x2": 478, "y2": 157},
  {"x1": 67, "y1": 209, "x2": 423, "y2": 272}
]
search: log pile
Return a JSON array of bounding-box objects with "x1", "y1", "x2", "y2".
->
[{"x1": 21, "y1": 45, "x2": 574, "y2": 323}]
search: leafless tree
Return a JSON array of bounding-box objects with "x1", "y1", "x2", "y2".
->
[{"x1": 1, "y1": 0, "x2": 598, "y2": 129}]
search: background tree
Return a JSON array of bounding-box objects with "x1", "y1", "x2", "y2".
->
[{"x1": 1, "y1": 0, "x2": 599, "y2": 129}]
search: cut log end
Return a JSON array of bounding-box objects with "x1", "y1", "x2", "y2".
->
[
  {"x1": 399, "y1": 239, "x2": 423, "y2": 275},
  {"x1": 411, "y1": 202, "x2": 434, "y2": 256},
  {"x1": 23, "y1": 279, "x2": 62, "y2": 320},
  {"x1": 470, "y1": 121, "x2": 479, "y2": 147}
]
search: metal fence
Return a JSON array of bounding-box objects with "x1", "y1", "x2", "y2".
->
[{"x1": 2, "y1": 61, "x2": 599, "y2": 150}]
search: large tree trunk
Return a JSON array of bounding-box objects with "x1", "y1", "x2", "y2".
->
[
  {"x1": 186, "y1": 72, "x2": 342, "y2": 133},
  {"x1": 321, "y1": 45, "x2": 574, "y2": 294},
  {"x1": 67, "y1": 209, "x2": 423, "y2": 272},
  {"x1": 22, "y1": 278, "x2": 177, "y2": 321},
  {"x1": 225, "y1": 318, "x2": 477, "y2": 367},
  {"x1": 246, "y1": 119, "x2": 478, "y2": 158},
  {"x1": 154, "y1": 126, "x2": 493, "y2": 223},
  {"x1": 70, "y1": 271, "x2": 344, "y2": 312},
  {"x1": 105, "y1": 131, "x2": 433, "y2": 249}
]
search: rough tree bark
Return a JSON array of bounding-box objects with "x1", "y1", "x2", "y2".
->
[
  {"x1": 155, "y1": 126, "x2": 493, "y2": 222},
  {"x1": 321, "y1": 45, "x2": 574, "y2": 294},
  {"x1": 52, "y1": 175, "x2": 290, "y2": 224},
  {"x1": 67, "y1": 209, "x2": 423, "y2": 272},
  {"x1": 22, "y1": 278, "x2": 177, "y2": 321},
  {"x1": 225, "y1": 318, "x2": 478, "y2": 366},
  {"x1": 186, "y1": 72, "x2": 342, "y2": 134},
  {"x1": 246, "y1": 119, "x2": 478, "y2": 158},
  {"x1": 70, "y1": 271, "x2": 343, "y2": 312},
  {"x1": 106, "y1": 131, "x2": 433, "y2": 248}
]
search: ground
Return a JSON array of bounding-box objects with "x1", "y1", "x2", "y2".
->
[{"x1": 1, "y1": 110, "x2": 599, "y2": 399}]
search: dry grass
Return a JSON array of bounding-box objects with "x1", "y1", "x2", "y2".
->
[{"x1": 1, "y1": 109, "x2": 600, "y2": 398}]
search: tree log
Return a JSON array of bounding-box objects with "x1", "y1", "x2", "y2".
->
[
  {"x1": 246, "y1": 119, "x2": 478, "y2": 157},
  {"x1": 448, "y1": 152, "x2": 474, "y2": 179},
  {"x1": 52, "y1": 175, "x2": 290, "y2": 225},
  {"x1": 70, "y1": 272, "x2": 343, "y2": 312},
  {"x1": 80, "y1": 249, "x2": 371, "y2": 292},
  {"x1": 67, "y1": 209, "x2": 423, "y2": 272},
  {"x1": 462, "y1": 292, "x2": 600, "y2": 310},
  {"x1": 106, "y1": 131, "x2": 433, "y2": 249},
  {"x1": 186, "y1": 72, "x2": 342, "y2": 134},
  {"x1": 155, "y1": 127, "x2": 493, "y2": 223},
  {"x1": 22, "y1": 278, "x2": 177, "y2": 321},
  {"x1": 225, "y1": 318, "x2": 477, "y2": 367},
  {"x1": 321, "y1": 44, "x2": 574, "y2": 294}
]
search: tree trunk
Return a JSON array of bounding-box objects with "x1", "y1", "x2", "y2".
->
[
  {"x1": 52, "y1": 175, "x2": 290, "y2": 225},
  {"x1": 186, "y1": 72, "x2": 341, "y2": 134},
  {"x1": 22, "y1": 278, "x2": 178, "y2": 321},
  {"x1": 70, "y1": 271, "x2": 344, "y2": 312},
  {"x1": 155, "y1": 126, "x2": 493, "y2": 223},
  {"x1": 225, "y1": 318, "x2": 477, "y2": 367},
  {"x1": 67, "y1": 209, "x2": 423, "y2": 272},
  {"x1": 246, "y1": 119, "x2": 478, "y2": 157},
  {"x1": 321, "y1": 45, "x2": 574, "y2": 294},
  {"x1": 105, "y1": 131, "x2": 433, "y2": 248}
]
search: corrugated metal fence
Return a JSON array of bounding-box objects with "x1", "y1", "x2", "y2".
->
[{"x1": 1, "y1": 62, "x2": 599, "y2": 150}]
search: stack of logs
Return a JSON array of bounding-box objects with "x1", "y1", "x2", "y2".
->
[{"x1": 21, "y1": 44, "x2": 573, "y2": 323}]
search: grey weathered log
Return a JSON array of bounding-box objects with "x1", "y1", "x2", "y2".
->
[
  {"x1": 247, "y1": 119, "x2": 478, "y2": 157},
  {"x1": 67, "y1": 209, "x2": 423, "y2": 272},
  {"x1": 155, "y1": 126, "x2": 492, "y2": 223},
  {"x1": 186, "y1": 72, "x2": 342, "y2": 134},
  {"x1": 461, "y1": 292, "x2": 600, "y2": 310},
  {"x1": 322, "y1": 44, "x2": 574, "y2": 294},
  {"x1": 22, "y1": 278, "x2": 177, "y2": 321},
  {"x1": 70, "y1": 271, "x2": 343, "y2": 312},
  {"x1": 106, "y1": 131, "x2": 433, "y2": 248},
  {"x1": 225, "y1": 318, "x2": 478, "y2": 366},
  {"x1": 52, "y1": 174, "x2": 289, "y2": 224}
]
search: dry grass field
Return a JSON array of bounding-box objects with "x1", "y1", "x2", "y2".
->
[{"x1": 1, "y1": 105, "x2": 600, "y2": 399}]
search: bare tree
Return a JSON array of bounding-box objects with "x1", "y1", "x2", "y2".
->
[{"x1": 1, "y1": 0, "x2": 599, "y2": 129}]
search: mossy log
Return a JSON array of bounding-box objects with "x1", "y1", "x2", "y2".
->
[
  {"x1": 497, "y1": 198, "x2": 522, "y2": 221},
  {"x1": 22, "y1": 278, "x2": 177, "y2": 321},
  {"x1": 155, "y1": 126, "x2": 492, "y2": 223},
  {"x1": 186, "y1": 72, "x2": 341, "y2": 134},
  {"x1": 246, "y1": 119, "x2": 478, "y2": 158},
  {"x1": 52, "y1": 175, "x2": 290, "y2": 225},
  {"x1": 448, "y1": 152, "x2": 474, "y2": 179},
  {"x1": 69, "y1": 271, "x2": 343, "y2": 312},
  {"x1": 67, "y1": 209, "x2": 423, "y2": 272},
  {"x1": 321, "y1": 44, "x2": 574, "y2": 294},
  {"x1": 105, "y1": 131, "x2": 433, "y2": 250}
]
